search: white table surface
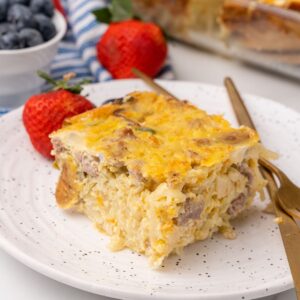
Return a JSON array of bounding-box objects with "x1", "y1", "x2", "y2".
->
[{"x1": 0, "y1": 41, "x2": 299, "y2": 300}]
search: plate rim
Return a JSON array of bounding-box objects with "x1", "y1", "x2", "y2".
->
[{"x1": 0, "y1": 79, "x2": 296, "y2": 300}]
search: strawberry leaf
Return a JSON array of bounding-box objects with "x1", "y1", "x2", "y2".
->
[
  {"x1": 38, "y1": 70, "x2": 57, "y2": 86},
  {"x1": 111, "y1": 0, "x2": 133, "y2": 22},
  {"x1": 92, "y1": 7, "x2": 112, "y2": 24},
  {"x1": 67, "y1": 79, "x2": 92, "y2": 94},
  {"x1": 37, "y1": 71, "x2": 91, "y2": 94}
]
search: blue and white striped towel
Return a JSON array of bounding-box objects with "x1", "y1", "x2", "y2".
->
[
  {"x1": 0, "y1": 0, "x2": 174, "y2": 116},
  {"x1": 0, "y1": 108, "x2": 10, "y2": 116}
]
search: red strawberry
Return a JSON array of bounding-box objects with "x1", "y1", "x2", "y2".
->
[
  {"x1": 23, "y1": 72, "x2": 94, "y2": 159},
  {"x1": 97, "y1": 20, "x2": 167, "y2": 79},
  {"x1": 53, "y1": 0, "x2": 65, "y2": 16},
  {"x1": 93, "y1": 0, "x2": 167, "y2": 79}
]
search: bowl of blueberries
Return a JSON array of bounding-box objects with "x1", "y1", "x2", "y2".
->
[{"x1": 0, "y1": 0, "x2": 67, "y2": 108}]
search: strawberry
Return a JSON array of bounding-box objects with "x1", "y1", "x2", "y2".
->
[
  {"x1": 53, "y1": 0, "x2": 65, "y2": 16},
  {"x1": 23, "y1": 72, "x2": 94, "y2": 159},
  {"x1": 93, "y1": 0, "x2": 167, "y2": 79},
  {"x1": 97, "y1": 20, "x2": 167, "y2": 79}
]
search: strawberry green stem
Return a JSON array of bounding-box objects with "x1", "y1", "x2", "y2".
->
[{"x1": 37, "y1": 71, "x2": 91, "y2": 94}]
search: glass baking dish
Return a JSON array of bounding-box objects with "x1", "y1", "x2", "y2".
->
[{"x1": 132, "y1": 0, "x2": 300, "y2": 79}]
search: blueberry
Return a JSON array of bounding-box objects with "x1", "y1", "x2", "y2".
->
[
  {"x1": 19, "y1": 28, "x2": 43, "y2": 47},
  {"x1": 30, "y1": 0, "x2": 54, "y2": 18},
  {"x1": 0, "y1": 22, "x2": 16, "y2": 35},
  {"x1": 8, "y1": 0, "x2": 30, "y2": 5},
  {"x1": 0, "y1": 31, "x2": 22, "y2": 49},
  {"x1": 0, "y1": 0, "x2": 8, "y2": 21},
  {"x1": 7, "y1": 4, "x2": 35, "y2": 30},
  {"x1": 33, "y1": 13, "x2": 56, "y2": 41}
]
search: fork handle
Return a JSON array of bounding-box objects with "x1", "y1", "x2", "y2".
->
[{"x1": 132, "y1": 68, "x2": 179, "y2": 100}]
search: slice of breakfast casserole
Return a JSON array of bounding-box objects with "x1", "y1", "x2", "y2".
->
[{"x1": 51, "y1": 91, "x2": 269, "y2": 268}]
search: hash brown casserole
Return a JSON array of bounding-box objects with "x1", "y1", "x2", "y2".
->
[
  {"x1": 51, "y1": 92, "x2": 270, "y2": 268},
  {"x1": 132, "y1": 0, "x2": 300, "y2": 64}
]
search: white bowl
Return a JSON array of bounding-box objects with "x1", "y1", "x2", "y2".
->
[{"x1": 0, "y1": 10, "x2": 67, "y2": 108}]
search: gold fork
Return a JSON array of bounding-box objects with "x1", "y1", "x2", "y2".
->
[
  {"x1": 223, "y1": 77, "x2": 300, "y2": 300},
  {"x1": 261, "y1": 167, "x2": 300, "y2": 300},
  {"x1": 260, "y1": 157, "x2": 300, "y2": 220},
  {"x1": 224, "y1": 77, "x2": 300, "y2": 221}
]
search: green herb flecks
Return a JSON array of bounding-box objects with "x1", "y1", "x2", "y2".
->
[{"x1": 136, "y1": 127, "x2": 156, "y2": 134}]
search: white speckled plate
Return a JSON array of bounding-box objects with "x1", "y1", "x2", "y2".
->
[{"x1": 0, "y1": 80, "x2": 299, "y2": 300}]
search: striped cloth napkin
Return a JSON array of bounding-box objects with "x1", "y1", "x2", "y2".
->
[{"x1": 0, "y1": 0, "x2": 174, "y2": 116}]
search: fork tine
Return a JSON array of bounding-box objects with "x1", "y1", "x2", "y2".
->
[
  {"x1": 277, "y1": 195, "x2": 300, "y2": 220},
  {"x1": 282, "y1": 205, "x2": 300, "y2": 221},
  {"x1": 287, "y1": 208, "x2": 300, "y2": 221}
]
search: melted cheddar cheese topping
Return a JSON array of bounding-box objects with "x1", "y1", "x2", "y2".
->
[{"x1": 53, "y1": 92, "x2": 259, "y2": 183}]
